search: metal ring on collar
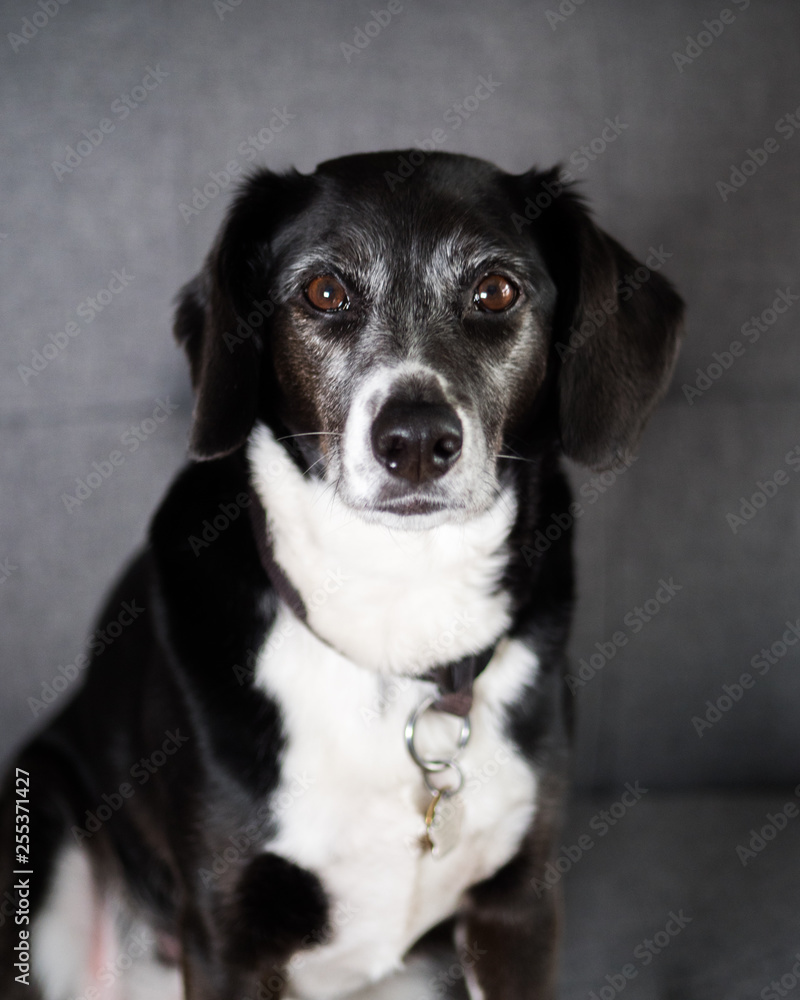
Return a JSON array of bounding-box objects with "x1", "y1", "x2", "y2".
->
[
  {"x1": 404, "y1": 695, "x2": 471, "y2": 773},
  {"x1": 423, "y1": 760, "x2": 465, "y2": 797}
]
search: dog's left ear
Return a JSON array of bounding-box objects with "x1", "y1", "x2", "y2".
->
[
  {"x1": 522, "y1": 169, "x2": 685, "y2": 470},
  {"x1": 174, "y1": 170, "x2": 311, "y2": 460}
]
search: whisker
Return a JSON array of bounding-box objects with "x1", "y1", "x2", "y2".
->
[
  {"x1": 274, "y1": 430, "x2": 342, "y2": 444},
  {"x1": 311, "y1": 478, "x2": 337, "y2": 509},
  {"x1": 495, "y1": 452, "x2": 534, "y2": 463},
  {"x1": 309, "y1": 476, "x2": 343, "y2": 520},
  {"x1": 478, "y1": 473, "x2": 515, "y2": 519},
  {"x1": 301, "y1": 455, "x2": 327, "y2": 479},
  {"x1": 328, "y1": 477, "x2": 344, "y2": 521}
]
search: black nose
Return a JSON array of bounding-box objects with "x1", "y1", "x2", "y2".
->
[{"x1": 371, "y1": 402, "x2": 463, "y2": 484}]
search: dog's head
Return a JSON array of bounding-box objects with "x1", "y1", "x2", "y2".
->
[{"x1": 175, "y1": 152, "x2": 683, "y2": 527}]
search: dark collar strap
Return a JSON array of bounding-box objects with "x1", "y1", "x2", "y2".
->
[
  {"x1": 248, "y1": 487, "x2": 308, "y2": 622},
  {"x1": 248, "y1": 485, "x2": 496, "y2": 716},
  {"x1": 423, "y1": 647, "x2": 495, "y2": 717}
]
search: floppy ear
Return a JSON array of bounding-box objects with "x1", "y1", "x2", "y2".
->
[
  {"x1": 174, "y1": 170, "x2": 310, "y2": 460},
  {"x1": 525, "y1": 169, "x2": 685, "y2": 470}
]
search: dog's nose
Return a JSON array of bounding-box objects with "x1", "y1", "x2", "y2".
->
[{"x1": 371, "y1": 402, "x2": 463, "y2": 484}]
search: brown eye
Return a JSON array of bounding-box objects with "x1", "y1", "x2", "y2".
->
[
  {"x1": 305, "y1": 275, "x2": 348, "y2": 312},
  {"x1": 474, "y1": 274, "x2": 518, "y2": 312}
]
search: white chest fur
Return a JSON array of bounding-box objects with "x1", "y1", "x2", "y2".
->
[
  {"x1": 254, "y1": 607, "x2": 539, "y2": 1000},
  {"x1": 247, "y1": 424, "x2": 517, "y2": 675}
]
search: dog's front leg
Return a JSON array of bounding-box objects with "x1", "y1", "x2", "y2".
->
[
  {"x1": 456, "y1": 884, "x2": 560, "y2": 1000},
  {"x1": 455, "y1": 773, "x2": 567, "y2": 1000},
  {"x1": 180, "y1": 851, "x2": 329, "y2": 1000},
  {"x1": 182, "y1": 958, "x2": 288, "y2": 1000},
  {"x1": 179, "y1": 912, "x2": 294, "y2": 1000},
  {"x1": 178, "y1": 906, "x2": 242, "y2": 1000}
]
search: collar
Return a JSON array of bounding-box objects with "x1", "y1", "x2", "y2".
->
[{"x1": 247, "y1": 486, "x2": 496, "y2": 716}]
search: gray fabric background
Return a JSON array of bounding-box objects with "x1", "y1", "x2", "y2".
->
[
  {"x1": 3, "y1": 0, "x2": 798, "y2": 787},
  {"x1": 2, "y1": 3, "x2": 799, "y2": 994}
]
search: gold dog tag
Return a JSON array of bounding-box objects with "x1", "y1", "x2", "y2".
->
[{"x1": 424, "y1": 790, "x2": 464, "y2": 858}]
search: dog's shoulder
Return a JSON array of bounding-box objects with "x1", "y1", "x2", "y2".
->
[{"x1": 149, "y1": 453, "x2": 272, "y2": 665}]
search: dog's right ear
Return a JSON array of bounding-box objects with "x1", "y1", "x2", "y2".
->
[
  {"x1": 174, "y1": 170, "x2": 312, "y2": 461},
  {"x1": 517, "y1": 168, "x2": 685, "y2": 470}
]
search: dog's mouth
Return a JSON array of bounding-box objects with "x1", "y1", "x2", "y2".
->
[
  {"x1": 337, "y1": 476, "x2": 500, "y2": 529},
  {"x1": 375, "y1": 497, "x2": 447, "y2": 514},
  {"x1": 372, "y1": 495, "x2": 452, "y2": 517},
  {"x1": 331, "y1": 438, "x2": 501, "y2": 529},
  {"x1": 367, "y1": 475, "x2": 459, "y2": 518},
  {"x1": 344, "y1": 497, "x2": 473, "y2": 531}
]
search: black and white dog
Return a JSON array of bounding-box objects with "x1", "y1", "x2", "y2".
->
[{"x1": 0, "y1": 151, "x2": 683, "y2": 999}]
